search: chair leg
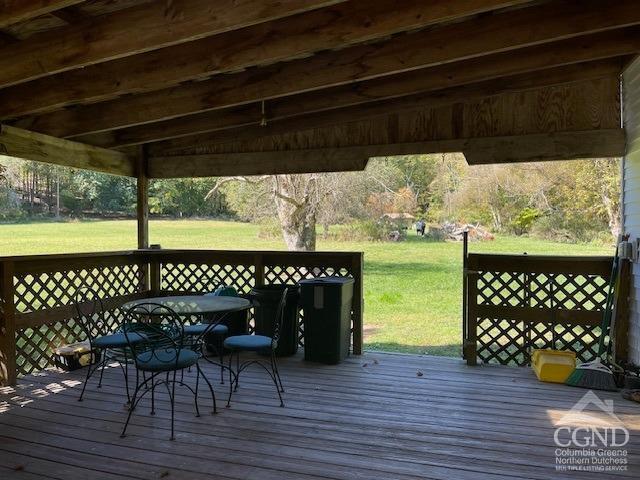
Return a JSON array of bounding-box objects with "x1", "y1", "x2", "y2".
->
[
  {"x1": 150, "y1": 376, "x2": 156, "y2": 415},
  {"x1": 219, "y1": 336, "x2": 225, "y2": 385},
  {"x1": 120, "y1": 374, "x2": 142, "y2": 438},
  {"x1": 97, "y1": 356, "x2": 107, "y2": 388},
  {"x1": 235, "y1": 351, "x2": 240, "y2": 391},
  {"x1": 193, "y1": 366, "x2": 201, "y2": 417},
  {"x1": 270, "y1": 352, "x2": 285, "y2": 407},
  {"x1": 197, "y1": 362, "x2": 217, "y2": 414},
  {"x1": 78, "y1": 351, "x2": 99, "y2": 401},
  {"x1": 226, "y1": 350, "x2": 235, "y2": 408},
  {"x1": 122, "y1": 349, "x2": 131, "y2": 405},
  {"x1": 272, "y1": 352, "x2": 285, "y2": 393},
  {"x1": 170, "y1": 371, "x2": 177, "y2": 441}
]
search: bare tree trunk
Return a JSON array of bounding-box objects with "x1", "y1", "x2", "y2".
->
[
  {"x1": 602, "y1": 192, "x2": 620, "y2": 239},
  {"x1": 55, "y1": 173, "x2": 60, "y2": 218},
  {"x1": 272, "y1": 175, "x2": 317, "y2": 251}
]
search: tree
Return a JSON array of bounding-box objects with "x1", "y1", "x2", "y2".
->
[{"x1": 210, "y1": 173, "x2": 357, "y2": 251}]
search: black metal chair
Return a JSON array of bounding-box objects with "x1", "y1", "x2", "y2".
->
[
  {"x1": 75, "y1": 288, "x2": 145, "y2": 403},
  {"x1": 224, "y1": 288, "x2": 287, "y2": 408},
  {"x1": 120, "y1": 302, "x2": 216, "y2": 440},
  {"x1": 182, "y1": 287, "x2": 247, "y2": 384}
]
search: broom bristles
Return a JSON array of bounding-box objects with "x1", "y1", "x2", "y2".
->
[{"x1": 565, "y1": 359, "x2": 618, "y2": 391}]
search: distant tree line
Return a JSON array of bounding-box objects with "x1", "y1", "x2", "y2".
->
[
  {"x1": 0, "y1": 158, "x2": 229, "y2": 219},
  {"x1": 0, "y1": 154, "x2": 620, "y2": 247}
]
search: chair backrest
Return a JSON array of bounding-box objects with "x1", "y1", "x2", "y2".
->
[
  {"x1": 74, "y1": 288, "x2": 107, "y2": 346},
  {"x1": 123, "y1": 302, "x2": 185, "y2": 370},
  {"x1": 272, "y1": 287, "x2": 290, "y2": 345}
]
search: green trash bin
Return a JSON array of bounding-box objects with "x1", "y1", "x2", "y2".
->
[
  {"x1": 250, "y1": 285, "x2": 299, "y2": 356},
  {"x1": 299, "y1": 277, "x2": 354, "y2": 364}
]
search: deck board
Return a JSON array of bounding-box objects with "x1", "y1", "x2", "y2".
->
[{"x1": 0, "y1": 352, "x2": 638, "y2": 479}]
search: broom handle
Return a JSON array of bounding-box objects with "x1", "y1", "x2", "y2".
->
[{"x1": 597, "y1": 244, "x2": 620, "y2": 358}]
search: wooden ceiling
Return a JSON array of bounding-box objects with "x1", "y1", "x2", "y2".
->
[{"x1": 0, "y1": 0, "x2": 637, "y2": 177}]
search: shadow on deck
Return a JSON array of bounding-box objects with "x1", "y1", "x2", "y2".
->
[{"x1": 0, "y1": 352, "x2": 638, "y2": 479}]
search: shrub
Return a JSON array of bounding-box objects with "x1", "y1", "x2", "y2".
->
[
  {"x1": 510, "y1": 207, "x2": 542, "y2": 235},
  {"x1": 337, "y1": 219, "x2": 405, "y2": 242}
]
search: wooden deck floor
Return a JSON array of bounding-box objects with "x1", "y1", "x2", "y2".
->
[{"x1": 0, "y1": 352, "x2": 639, "y2": 480}]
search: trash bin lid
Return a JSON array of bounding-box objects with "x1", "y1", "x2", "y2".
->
[{"x1": 298, "y1": 276, "x2": 354, "y2": 286}]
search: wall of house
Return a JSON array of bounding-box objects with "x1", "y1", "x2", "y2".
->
[{"x1": 623, "y1": 56, "x2": 640, "y2": 366}]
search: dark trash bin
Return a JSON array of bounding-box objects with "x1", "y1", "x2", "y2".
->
[
  {"x1": 251, "y1": 285, "x2": 299, "y2": 356},
  {"x1": 204, "y1": 286, "x2": 248, "y2": 352},
  {"x1": 299, "y1": 277, "x2": 354, "y2": 364}
]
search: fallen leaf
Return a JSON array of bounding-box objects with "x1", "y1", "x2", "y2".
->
[
  {"x1": 416, "y1": 370, "x2": 424, "y2": 377},
  {"x1": 362, "y1": 363, "x2": 368, "y2": 368},
  {"x1": 14, "y1": 465, "x2": 24, "y2": 471},
  {"x1": 159, "y1": 471, "x2": 170, "y2": 478},
  {"x1": 373, "y1": 359, "x2": 379, "y2": 365}
]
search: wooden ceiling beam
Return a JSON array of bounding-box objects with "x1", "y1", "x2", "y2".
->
[
  {"x1": 147, "y1": 130, "x2": 626, "y2": 178},
  {"x1": 149, "y1": 148, "x2": 371, "y2": 177},
  {"x1": 50, "y1": 6, "x2": 86, "y2": 25},
  {"x1": 462, "y1": 129, "x2": 626, "y2": 164},
  {"x1": 13, "y1": 0, "x2": 640, "y2": 139},
  {"x1": 0, "y1": 0, "x2": 343, "y2": 88},
  {"x1": 75, "y1": 29, "x2": 640, "y2": 148},
  {"x1": 0, "y1": 124, "x2": 133, "y2": 176},
  {"x1": 0, "y1": 0, "x2": 529, "y2": 119},
  {"x1": 147, "y1": 59, "x2": 625, "y2": 155},
  {"x1": 0, "y1": 1, "x2": 84, "y2": 28}
]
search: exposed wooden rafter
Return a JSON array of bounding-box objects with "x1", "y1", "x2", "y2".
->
[
  {"x1": 148, "y1": 59, "x2": 625, "y2": 154},
  {"x1": 0, "y1": 1, "x2": 84, "y2": 28},
  {"x1": 50, "y1": 6, "x2": 86, "y2": 24},
  {"x1": 0, "y1": 0, "x2": 526, "y2": 118},
  {"x1": 0, "y1": 0, "x2": 344, "y2": 88},
  {"x1": 12, "y1": 0, "x2": 640, "y2": 139},
  {"x1": 0, "y1": 124, "x2": 133, "y2": 176},
  {"x1": 80, "y1": 45, "x2": 632, "y2": 150}
]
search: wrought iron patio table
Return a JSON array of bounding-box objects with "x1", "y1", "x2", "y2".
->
[{"x1": 123, "y1": 295, "x2": 251, "y2": 381}]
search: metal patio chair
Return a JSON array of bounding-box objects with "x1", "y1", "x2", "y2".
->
[
  {"x1": 224, "y1": 288, "x2": 287, "y2": 408},
  {"x1": 75, "y1": 288, "x2": 145, "y2": 403},
  {"x1": 120, "y1": 302, "x2": 216, "y2": 440}
]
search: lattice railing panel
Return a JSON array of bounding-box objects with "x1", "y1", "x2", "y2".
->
[
  {"x1": 161, "y1": 262, "x2": 256, "y2": 331},
  {"x1": 469, "y1": 257, "x2": 611, "y2": 366},
  {"x1": 13, "y1": 259, "x2": 146, "y2": 376},
  {"x1": 4, "y1": 250, "x2": 362, "y2": 380},
  {"x1": 14, "y1": 264, "x2": 143, "y2": 313},
  {"x1": 161, "y1": 262, "x2": 255, "y2": 294}
]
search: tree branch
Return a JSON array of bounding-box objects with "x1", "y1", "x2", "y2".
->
[{"x1": 205, "y1": 175, "x2": 268, "y2": 200}]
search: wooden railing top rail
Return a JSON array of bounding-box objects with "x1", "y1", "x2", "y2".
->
[
  {"x1": 0, "y1": 250, "x2": 140, "y2": 263},
  {"x1": 467, "y1": 253, "x2": 612, "y2": 276},
  {"x1": 0, "y1": 249, "x2": 364, "y2": 274}
]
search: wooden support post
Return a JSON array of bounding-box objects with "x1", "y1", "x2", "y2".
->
[
  {"x1": 614, "y1": 258, "x2": 631, "y2": 364},
  {"x1": 149, "y1": 252, "x2": 161, "y2": 297},
  {"x1": 464, "y1": 256, "x2": 478, "y2": 366},
  {"x1": 351, "y1": 253, "x2": 364, "y2": 355},
  {"x1": 0, "y1": 260, "x2": 17, "y2": 386},
  {"x1": 461, "y1": 231, "x2": 468, "y2": 360},
  {"x1": 136, "y1": 146, "x2": 149, "y2": 249},
  {"x1": 254, "y1": 254, "x2": 265, "y2": 288},
  {"x1": 136, "y1": 147, "x2": 151, "y2": 293}
]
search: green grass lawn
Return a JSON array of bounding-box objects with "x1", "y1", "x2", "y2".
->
[{"x1": 0, "y1": 219, "x2": 613, "y2": 356}]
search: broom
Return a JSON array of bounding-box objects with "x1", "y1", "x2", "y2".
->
[{"x1": 565, "y1": 245, "x2": 619, "y2": 391}]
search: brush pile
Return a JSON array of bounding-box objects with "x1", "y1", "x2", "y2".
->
[{"x1": 437, "y1": 222, "x2": 494, "y2": 242}]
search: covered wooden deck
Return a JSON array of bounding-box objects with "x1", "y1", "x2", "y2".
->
[{"x1": 0, "y1": 352, "x2": 638, "y2": 480}]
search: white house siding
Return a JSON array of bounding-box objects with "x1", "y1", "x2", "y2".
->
[{"x1": 623, "y1": 56, "x2": 640, "y2": 365}]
